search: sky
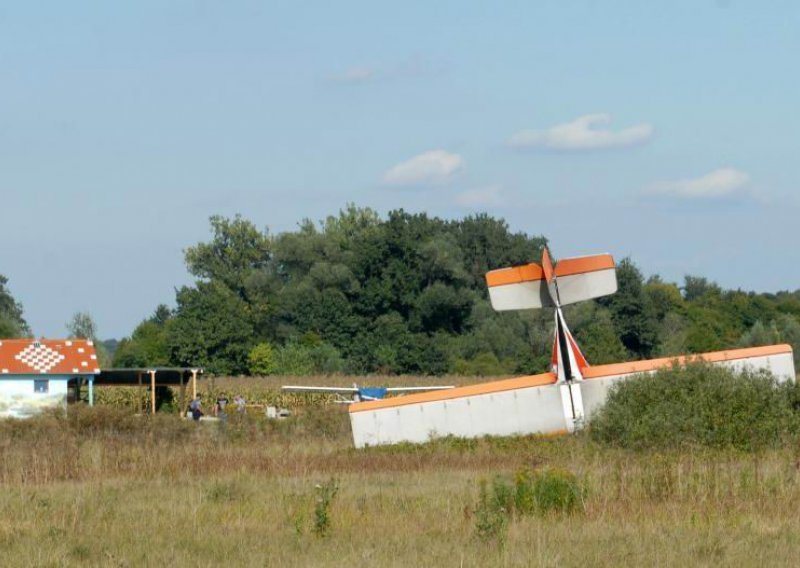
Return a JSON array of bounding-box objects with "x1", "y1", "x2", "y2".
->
[{"x1": 2, "y1": 1, "x2": 799, "y2": 338}]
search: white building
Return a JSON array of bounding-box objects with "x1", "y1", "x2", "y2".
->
[{"x1": 0, "y1": 339, "x2": 100, "y2": 418}]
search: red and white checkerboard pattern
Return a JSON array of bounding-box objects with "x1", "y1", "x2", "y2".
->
[
  {"x1": 14, "y1": 343, "x2": 66, "y2": 374},
  {"x1": 0, "y1": 339, "x2": 99, "y2": 375}
]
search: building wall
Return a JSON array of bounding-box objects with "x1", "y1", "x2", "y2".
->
[{"x1": 0, "y1": 376, "x2": 71, "y2": 418}]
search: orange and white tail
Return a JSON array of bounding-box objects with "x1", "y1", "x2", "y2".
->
[{"x1": 485, "y1": 252, "x2": 617, "y2": 311}]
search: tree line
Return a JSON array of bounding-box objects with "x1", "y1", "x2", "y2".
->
[{"x1": 3, "y1": 206, "x2": 800, "y2": 375}]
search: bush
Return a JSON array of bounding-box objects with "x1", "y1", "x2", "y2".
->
[
  {"x1": 474, "y1": 467, "x2": 586, "y2": 543},
  {"x1": 272, "y1": 343, "x2": 317, "y2": 375},
  {"x1": 248, "y1": 342, "x2": 276, "y2": 375},
  {"x1": 590, "y1": 362, "x2": 799, "y2": 451},
  {"x1": 514, "y1": 468, "x2": 586, "y2": 515},
  {"x1": 269, "y1": 341, "x2": 344, "y2": 375}
]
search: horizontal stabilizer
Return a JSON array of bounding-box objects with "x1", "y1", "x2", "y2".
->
[
  {"x1": 485, "y1": 263, "x2": 553, "y2": 310},
  {"x1": 553, "y1": 254, "x2": 617, "y2": 306},
  {"x1": 485, "y1": 254, "x2": 616, "y2": 311}
]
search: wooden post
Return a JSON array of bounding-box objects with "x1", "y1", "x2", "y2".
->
[
  {"x1": 191, "y1": 369, "x2": 198, "y2": 400},
  {"x1": 179, "y1": 371, "x2": 186, "y2": 417},
  {"x1": 137, "y1": 372, "x2": 143, "y2": 414},
  {"x1": 150, "y1": 370, "x2": 156, "y2": 414}
]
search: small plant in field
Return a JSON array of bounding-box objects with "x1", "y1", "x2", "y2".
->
[
  {"x1": 474, "y1": 478, "x2": 510, "y2": 545},
  {"x1": 312, "y1": 478, "x2": 339, "y2": 537},
  {"x1": 474, "y1": 467, "x2": 586, "y2": 542},
  {"x1": 205, "y1": 479, "x2": 243, "y2": 503},
  {"x1": 515, "y1": 468, "x2": 586, "y2": 515}
]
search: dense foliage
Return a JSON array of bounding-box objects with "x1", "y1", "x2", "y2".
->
[
  {"x1": 590, "y1": 363, "x2": 800, "y2": 450},
  {"x1": 102, "y1": 206, "x2": 800, "y2": 375},
  {"x1": 0, "y1": 275, "x2": 30, "y2": 338}
]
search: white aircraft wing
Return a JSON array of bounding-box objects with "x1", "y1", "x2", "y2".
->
[
  {"x1": 282, "y1": 385, "x2": 359, "y2": 394},
  {"x1": 384, "y1": 386, "x2": 455, "y2": 393}
]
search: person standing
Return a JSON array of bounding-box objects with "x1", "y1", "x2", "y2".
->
[
  {"x1": 189, "y1": 396, "x2": 203, "y2": 421},
  {"x1": 214, "y1": 395, "x2": 229, "y2": 418}
]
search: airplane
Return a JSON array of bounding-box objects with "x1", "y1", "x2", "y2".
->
[
  {"x1": 347, "y1": 247, "x2": 795, "y2": 448},
  {"x1": 282, "y1": 383, "x2": 454, "y2": 404}
]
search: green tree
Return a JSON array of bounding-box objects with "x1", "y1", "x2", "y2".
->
[
  {"x1": 184, "y1": 215, "x2": 271, "y2": 298},
  {"x1": 66, "y1": 311, "x2": 98, "y2": 339},
  {"x1": 596, "y1": 259, "x2": 658, "y2": 358},
  {"x1": 168, "y1": 282, "x2": 254, "y2": 375},
  {"x1": 573, "y1": 307, "x2": 628, "y2": 364},
  {"x1": 776, "y1": 315, "x2": 800, "y2": 371},
  {"x1": 66, "y1": 311, "x2": 112, "y2": 367},
  {"x1": 0, "y1": 275, "x2": 29, "y2": 337},
  {"x1": 683, "y1": 275, "x2": 721, "y2": 302},
  {"x1": 113, "y1": 305, "x2": 173, "y2": 367}
]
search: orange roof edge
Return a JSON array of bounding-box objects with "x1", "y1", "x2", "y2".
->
[
  {"x1": 349, "y1": 372, "x2": 557, "y2": 413},
  {"x1": 583, "y1": 344, "x2": 793, "y2": 379}
]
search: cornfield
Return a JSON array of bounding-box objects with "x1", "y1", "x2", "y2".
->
[{"x1": 93, "y1": 374, "x2": 491, "y2": 412}]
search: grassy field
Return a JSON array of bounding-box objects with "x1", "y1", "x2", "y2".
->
[{"x1": 4, "y1": 379, "x2": 800, "y2": 566}]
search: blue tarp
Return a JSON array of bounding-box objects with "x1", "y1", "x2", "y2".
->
[{"x1": 358, "y1": 387, "x2": 388, "y2": 400}]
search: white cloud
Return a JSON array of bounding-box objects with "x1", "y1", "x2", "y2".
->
[
  {"x1": 383, "y1": 150, "x2": 464, "y2": 186},
  {"x1": 509, "y1": 113, "x2": 654, "y2": 151},
  {"x1": 329, "y1": 67, "x2": 377, "y2": 83},
  {"x1": 456, "y1": 185, "x2": 503, "y2": 208},
  {"x1": 647, "y1": 168, "x2": 751, "y2": 198}
]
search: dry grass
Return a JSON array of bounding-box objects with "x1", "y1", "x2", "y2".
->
[{"x1": 2, "y1": 404, "x2": 800, "y2": 566}]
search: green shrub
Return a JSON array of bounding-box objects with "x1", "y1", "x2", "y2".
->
[
  {"x1": 474, "y1": 467, "x2": 586, "y2": 543},
  {"x1": 307, "y1": 342, "x2": 344, "y2": 374},
  {"x1": 271, "y1": 341, "x2": 344, "y2": 375},
  {"x1": 514, "y1": 468, "x2": 586, "y2": 515},
  {"x1": 248, "y1": 342, "x2": 277, "y2": 375},
  {"x1": 590, "y1": 362, "x2": 799, "y2": 451}
]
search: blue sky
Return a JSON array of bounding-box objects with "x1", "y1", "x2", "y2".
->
[{"x1": 2, "y1": 1, "x2": 798, "y2": 338}]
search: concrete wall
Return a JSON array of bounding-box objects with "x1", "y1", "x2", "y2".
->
[{"x1": 0, "y1": 376, "x2": 70, "y2": 418}]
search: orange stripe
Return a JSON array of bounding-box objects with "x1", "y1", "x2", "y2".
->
[
  {"x1": 485, "y1": 263, "x2": 544, "y2": 287},
  {"x1": 349, "y1": 372, "x2": 557, "y2": 413},
  {"x1": 542, "y1": 248, "x2": 555, "y2": 283},
  {"x1": 583, "y1": 344, "x2": 793, "y2": 379},
  {"x1": 554, "y1": 254, "x2": 615, "y2": 277}
]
